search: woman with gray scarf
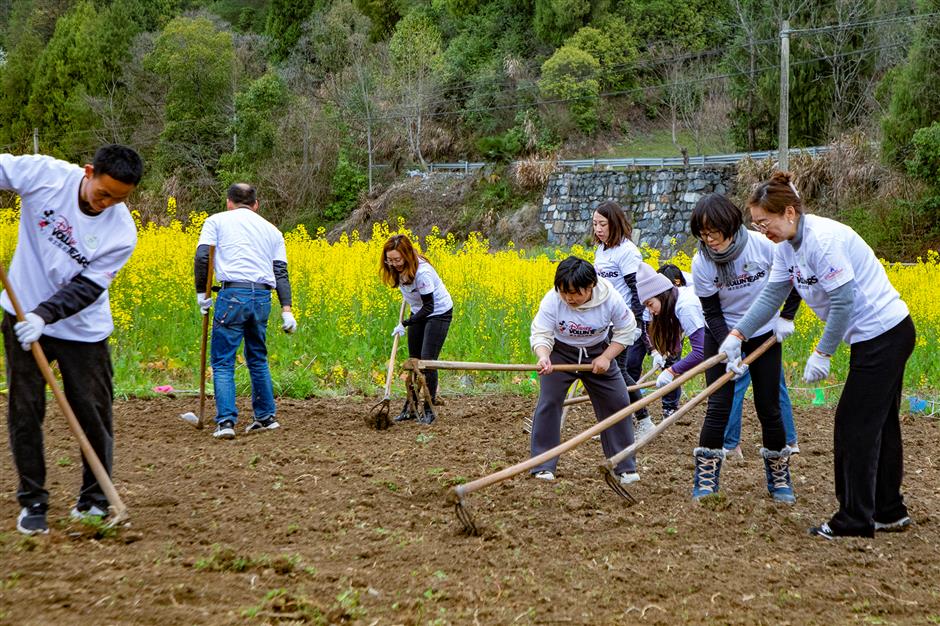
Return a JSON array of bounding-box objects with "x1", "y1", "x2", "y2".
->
[{"x1": 688, "y1": 194, "x2": 799, "y2": 503}]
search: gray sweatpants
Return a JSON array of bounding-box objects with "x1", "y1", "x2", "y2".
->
[{"x1": 530, "y1": 339, "x2": 637, "y2": 475}]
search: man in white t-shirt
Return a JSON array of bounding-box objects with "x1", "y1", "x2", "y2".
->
[
  {"x1": 194, "y1": 183, "x2": 296, "y2": 440},
  {"x1": 1, "y1": 144, "x2": 143, "y2": 535}
]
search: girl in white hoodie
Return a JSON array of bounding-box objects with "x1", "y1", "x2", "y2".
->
[{"x1": 528, "y1": 256, "x2": 640, "y2": 485}]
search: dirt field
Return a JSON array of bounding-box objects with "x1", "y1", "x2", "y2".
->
[{"x1": 0, "y1": 393, "x2": 938, "y2": 625}]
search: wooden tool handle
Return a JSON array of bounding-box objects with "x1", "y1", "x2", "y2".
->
[
  {"x1": 383, "y1": 300, "x2": 407, "y2": 398},
  {"x1": 416, "y1": 360, "x2": 594, "y2": 372},
  {"x1": 197, "y1": 246, "x2": 215, "y2": 428}
]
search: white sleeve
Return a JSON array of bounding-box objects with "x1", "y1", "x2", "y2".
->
[
  {"x1": 272, "y1": 234, "x2": 288, "y2": 264},
  {"x1": 529, "y1": 291, "x2": 557, "y2": 352},
  {"x1": 768, "y1": 243, "x2": 792, "y2": 284},
  {"x1": 82, "y1": 234, "x2": 137, "y2": 289},
  {"x1": 676, "y1": 297, "x2": 706, "y2": 337},
  {"x1": 620, "y1": 244, "x2": 642, "y2": 275},
  {"x1": 0, "y1": 154, "x2": 48, "y2": 217},
  {"x1": 415, "y1": 265, "x2": 435, "y2": 295},
  {"x1": 197, "y1": 217, "x2": 218, "y2": 248},
  {"x1": 809, "y1": 235, "x2": 855, "y2": 293},
  {"x1": 692, "y1": 255, "x2": 717, "y2": 297},
  {"x1": 609, "y1": 292, "x2": 637, "y2": 346}
]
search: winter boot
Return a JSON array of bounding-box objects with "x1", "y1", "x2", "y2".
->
[
  {"x1": 394, "y1": 400, "x2": 417, "y2": 422},
  {"x1": 692, "y1": 447, "x2": 725, "y2": 501},
  {"x1": 418, "y1": 401, "x2": 436, "y2": 425},
  {"x1": 761, "y1": 447, "x2": 796, "y2": 504}
]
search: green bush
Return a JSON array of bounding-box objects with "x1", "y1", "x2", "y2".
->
[
  {"x1": 907, "y1": 122, "x2": 940, "y2": 184},
  {"x1": 324, "y1": 151, "x2": 367, "y2": 222}
]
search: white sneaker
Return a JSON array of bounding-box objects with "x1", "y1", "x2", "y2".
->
[
  {"x1": 619, "y1": 472, "x2": 640, "y2": 485},
  {"x1": 634, "y1": 417, "x2": 655, "y2": 440},
  {"x1": 874, "y1": 516, "x2": 912, "y2": 532},
  {"x1": 723, "y1": 445, "x2": 744, "y2": 461},
  {"x1": 70, "y1": 503, "x2": 108, "y2": 521},
  {"x1": 787, "y1": 443, "x2": 800, "y2": 455},
  {"x1": 534, "y1": 470, "x2": 555, "y2": 481}
]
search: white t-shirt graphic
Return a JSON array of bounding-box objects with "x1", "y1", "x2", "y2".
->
[
  {"x1": 0, "y1": 154, "x2": 137, "y2": 341},
  {"x1": 198, "y1": 208, "x2": 287, "y2": 285},
  {"x1": 770, "y1": 215, "x2": 908, "y2": 344},
  {"x1": 399, "y1": 260, "x2": 453, "y2": 317},
  {"x1": 692, "y1": 234, "x2": 777, "y2": 337},
  {"x1": 594, "y1": 240, "x2": 642, "y2": 306},
  {"x1": 531, "y1": 278, "x2": 634, "y2": 348}
]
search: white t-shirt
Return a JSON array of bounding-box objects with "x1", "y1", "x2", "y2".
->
[
  {"x1": 692, "y1": 234, "x2": 776, "y2": 337},
  {"x1": 770, "y1": 214, "x2": 909, "y2": 344},
  {"x1": 0, "y1": 154, "x2": 137, "y2": 342},
  {"x1": 198, "y1": 208, "x2": 286, "y2": 286},
  {"x1": 531, "y1": 278, "x2": 633, "y2": 348},
  {"x1": 399, "y1": 260, "x2": 453, "y2": 317},
  {"x1": 594, "y1": 240, "x2": 642, "y2": 306},
  {"x1": 675, "y1": 286, "x2": 706, "y2": 338}
]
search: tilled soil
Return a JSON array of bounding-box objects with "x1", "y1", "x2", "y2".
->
[{"x1": 0, "y1": 394, "x2": 938, "y2": 625}]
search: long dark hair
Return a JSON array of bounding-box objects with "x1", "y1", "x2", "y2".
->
[{"x1": 647, "y1": 286, "x2": 682, "y2": 357}]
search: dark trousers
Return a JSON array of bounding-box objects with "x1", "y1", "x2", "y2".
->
[
  {"x1": 698, "y1": 330, "x2": 786, "y2": 451},
  {"x1": 614, "y1": 349, "x2": 648, "y2": 420},
  {"x1": 530, "y1": 340, "x2": 636, "y2": 475},
  {"x1": 407, "y1": 309, "x2": 452, "y2": 401},
  {"x1": 2, "y1": 313, "x2": 114, "y2": 509},
  {"x1": 829, "y1": 316, "x2": 915, "y2": 537}
]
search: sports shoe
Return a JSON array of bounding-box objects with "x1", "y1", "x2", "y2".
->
[
  {"x1": 245, "y1": 416, "x2": 280, "y2": 433},
  {"x1": 723, "y1": 445, "x2": 744, "y2": 462},
  {"x1": 634, "y1": 417, "x2": 655, "y2": 440},
  {"x1": 787, "y1": 442, "x2": 800, "y2": 455},
  {"x1": 874, "y1": 516, "x2": 912, "y2": 532},
  {"x1": 619, "y1": 472, "x2": 640, "y2": 485},
  {"x1": 213, "y1": 420, "x2": 236, "y2": 439},
  {"x1": 16, "y1": 504, "x2": 49, "y2": 535},
  {"x1": 809, "y1": 522, "x2": 837, "y2": 540},
  {"x1": 70, "y1": 502, "x2": 108, "y2": 521},
  {"x1": 534, "y1": 470, "x2": 555, "y2": 481}
]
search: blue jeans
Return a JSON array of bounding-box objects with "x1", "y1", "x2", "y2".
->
[
  {"x1": 210, "y1": 287, "x2": 276, "y2": 424},
  {"x1": 724, "y1": 368, "x2": 797, "y2": 448}
]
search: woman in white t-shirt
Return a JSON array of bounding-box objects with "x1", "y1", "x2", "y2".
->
[
  {"x1": 634, "y1": 262, "x2": 706, "y2": 405},
  {"x1": 528, "y1": 256, "x2": 640, "y2": 485},
  {"x1": 381, "y1": 234, "x2": 454, "y2": 425},
  {"x1": 728, "y1": 171, "x2": 915, "y2": 539},
  {"x1": 592, "y1": 201, "x2": 651, "y2": 435},
  {"x1": 689, "y1": 194, "x2": 797, "y2": 504}
]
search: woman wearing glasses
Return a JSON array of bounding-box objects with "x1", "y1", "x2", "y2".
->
[
  {"x1": 724, "y1": 171, "x2": 915, "y2": 539},
  {"x1": 689, "y1": 194, "x2": 799, "y2": 503}
]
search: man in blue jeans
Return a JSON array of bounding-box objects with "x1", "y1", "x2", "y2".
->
[{"x1": 194, "y1": 183, "x2": 297, "y2": 439}]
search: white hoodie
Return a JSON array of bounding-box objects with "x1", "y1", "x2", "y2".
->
[{"x1": 530, "y1": 277, "x2": 637, "y2": 351}]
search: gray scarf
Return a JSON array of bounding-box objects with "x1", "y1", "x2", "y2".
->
[{"x1": 698, "y1": 225, "x2": 749, "y2": 288}]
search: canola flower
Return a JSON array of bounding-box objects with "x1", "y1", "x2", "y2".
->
[{"x1": 0, "y1": 204, "x2": 938, "y2": 399}]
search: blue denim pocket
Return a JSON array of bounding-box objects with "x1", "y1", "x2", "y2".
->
[{"x1": 215, "y1": 291, "x2": 249, "y2": 327}]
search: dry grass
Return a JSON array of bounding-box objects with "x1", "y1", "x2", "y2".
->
[{"x1": 510, "y1": 154, "x2": 557, "y2": 191}]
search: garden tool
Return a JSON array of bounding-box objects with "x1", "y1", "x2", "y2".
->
[
  {"x1": 449, "y1": 352, "x2": 726, "y2": 535},
  {"x1": 0, "y1": 264, "x2": 129, "y2": 526},
  {"x1": 367, "y1": 300, "x2": 407, "y2": 430},
  {"x1": 179, "y1": 246, "x2": 215, "y2": 429},
  {"x1": 562, "y1": 379, "x2": 657, "y2": 407},
  {"x1": 415, "y1": 359, "x2": 596, "y2": 372},
  {"x1": 599, "y1": 336, "x2": 777, "y2": 502},
  {"x1": 557, "y1": 380, "x2": 581, "y2": 432}
]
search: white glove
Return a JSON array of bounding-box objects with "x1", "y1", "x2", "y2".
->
[
  {"x1": 196, "y1": 293, "x2": 212, "y2": 315},
  {"x1": 774, "y1": 317, "x2": 795, "y2": 343},
  {"x1": 655, "y1": 369, "x2": 674, "y2": 388},
  {"x1": 632, "y1": 327, "x2": 643, "y2": 344},
  {"x1": 719, "y1": 333, "x2": 746, "y2": 379},
  {"x1": 14, "y1": 313, "x2": 45, "y2": 351},
  {"x1": 392, "y1": 323, "x2": 406, "y2": 337},
  {"x1": 803, "y1": 351, "x2": 831, "y2": 383},
  {"x1": 281, "y1": 311, "x2": 297, "y2": 334},
  {"x1": 650, "y1": 350, "x2": 667, "y2": 370}
]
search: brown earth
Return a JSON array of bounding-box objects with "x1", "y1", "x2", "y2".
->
[{"x1": 0, "y1": 394, "x2": 938, "y2": 625}]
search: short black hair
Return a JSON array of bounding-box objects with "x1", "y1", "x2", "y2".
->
[
  {"x1": 93, "y1": 144, "x2": 143, "y2": 185},
  {"x1": 658, "y1": 263, "x2": 686, "y2": 286},
  {"x1": 227, "y1": 183, "x2": 257, "y2": 207},
  {"x1": 554, "y1": 256, "x2": 597, "y2": 292},
  {"x1": 690, "y1": 194, "x2": 743, "y2": 240}
]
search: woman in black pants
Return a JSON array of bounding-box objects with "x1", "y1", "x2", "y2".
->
[
  {"x1": 380, "y1": 234, "x2": 453, "y2": 424},
  {"x1": 729, "y1": 171, "x2": 915, "y2": 539}
]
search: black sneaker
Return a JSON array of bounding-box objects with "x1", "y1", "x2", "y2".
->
[
  {"x1": 213, "y1": 420, "x2": 236, "y2": 439},
  {"x1": 874, "y1": 516, "x2": 912, "y2": 532},
  {"x1": 17, "y1": 503, "x2": 49, "y2": 535},
  {"x1": 808, "y1": 522, "x2": 837, "y2": 540},
  {"x1": 245, "y1": 416, "x2": 280, "y2": 433},
  {"x1": 418, "y1": 403, "x2": 436, "y2": 425}
]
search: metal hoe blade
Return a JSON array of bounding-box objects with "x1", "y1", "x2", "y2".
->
[
  {"x1": 454, "y1": 499, "x2": 480, "y2": 536},
  {"x1": 601, "y1": 466, "x2": 637, "y2": 504}
]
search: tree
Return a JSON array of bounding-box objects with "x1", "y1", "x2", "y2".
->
[
  {"x1": 388, "y1": 11, "x2": 444, "y2": 168},
  {"x1": 565, "y1": 16, "x2": 638, "y2": 90},
  {"x1": 534, "y1": 0, "x2": 595, "y2": 46},
  {"x1": 265, "y1": 0, "x2": 321, "y2": 61},
  {"x1": 538, "y1": 44, "x2": 601, "y2": 133}
]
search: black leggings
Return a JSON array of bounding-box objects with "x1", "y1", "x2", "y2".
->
[
  {"x1": 698, "y1": 329, "x2": 786, "y2": 451},
  {"x1": 407, "y1": 309, "x2": 452, "y2": 401}
]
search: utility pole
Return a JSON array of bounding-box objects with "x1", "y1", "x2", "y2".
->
[
  {"x1": 33, "y1": 128, "x2": 39, "y2": 154},
  {"x1": 778, "y1": 20, "x2": 790, "y2": 171}
]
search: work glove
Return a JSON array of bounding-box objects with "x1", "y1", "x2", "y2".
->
[
  {"x1": 196, "y1": 293, "x2": 212, "y2": 315},
  {"x1": 719, "y1": 333, "x2": 746, "y2": 379},
  {"x1": 392, "y1": 323, "x2": 406, "y2": 337},
  {"x1": 774, "y1": 317, "x2": 796, "y2": 343},
  {"x1": 281, "y1": 311, "x2": 297, "y2": 334},
  {"x1": 14, "y1": 313, "x2": 45, "y2": 351},
  {"x1": 650, "y1": 350, "x2": 667, "y2": 370},
  {"x1": 656, "y1": 369, "x2": 674, "y2": 388},
  {"x1": 803, "y1": 351, "x2": 831, "y2": 383}
]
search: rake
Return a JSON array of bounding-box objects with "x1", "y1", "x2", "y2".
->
[
  {"x1": 599, "y1": 337, "x2": 777, "y2": 501},
  {"x1": 367, "y1": 300, "x2": 406, "y2": 430}
]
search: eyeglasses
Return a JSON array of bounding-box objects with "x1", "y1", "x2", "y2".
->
[
  {"x1": 751, "y1": 219, "x2": 772, "y2": 233},
  {"x1": 698, "y1": 229, "x2": 723, "y2": 242}
]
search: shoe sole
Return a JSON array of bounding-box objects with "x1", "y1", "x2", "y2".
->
[
  {"x1": 874, "y1": 517, "x2": 912, "y2": 532},
  {"x1": 16, "y1": 522, "x2": 49, "y2": 535},
  {"x1": 213, "y1": 430, "x2": 235, "y2": 440},
  {"x1": 809, "y1": 527, "x2": 837, "y2": 540},
  {"x1": 245, "y1": 423, "x2": 280, "y2": 433}
]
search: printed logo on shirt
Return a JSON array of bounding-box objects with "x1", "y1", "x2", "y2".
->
[
  {"x1": 822, "y1": 266, "x2": 843, "y2": 281},
  {"x1": 793, "y1": 266, "x2": 819, "y2": 287},
  {"x1": 560, "y1": 321, "x2": 598, "y2": 337},
  {"x1": 713, "y1": 269, "x2": 766, "y2": 291},
  {"x1": 37, "y1": 210, "x2": 91, "y2": 269},
  {"x1": 597, "y1": 270, "x2": 621, "y2": 279}
]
